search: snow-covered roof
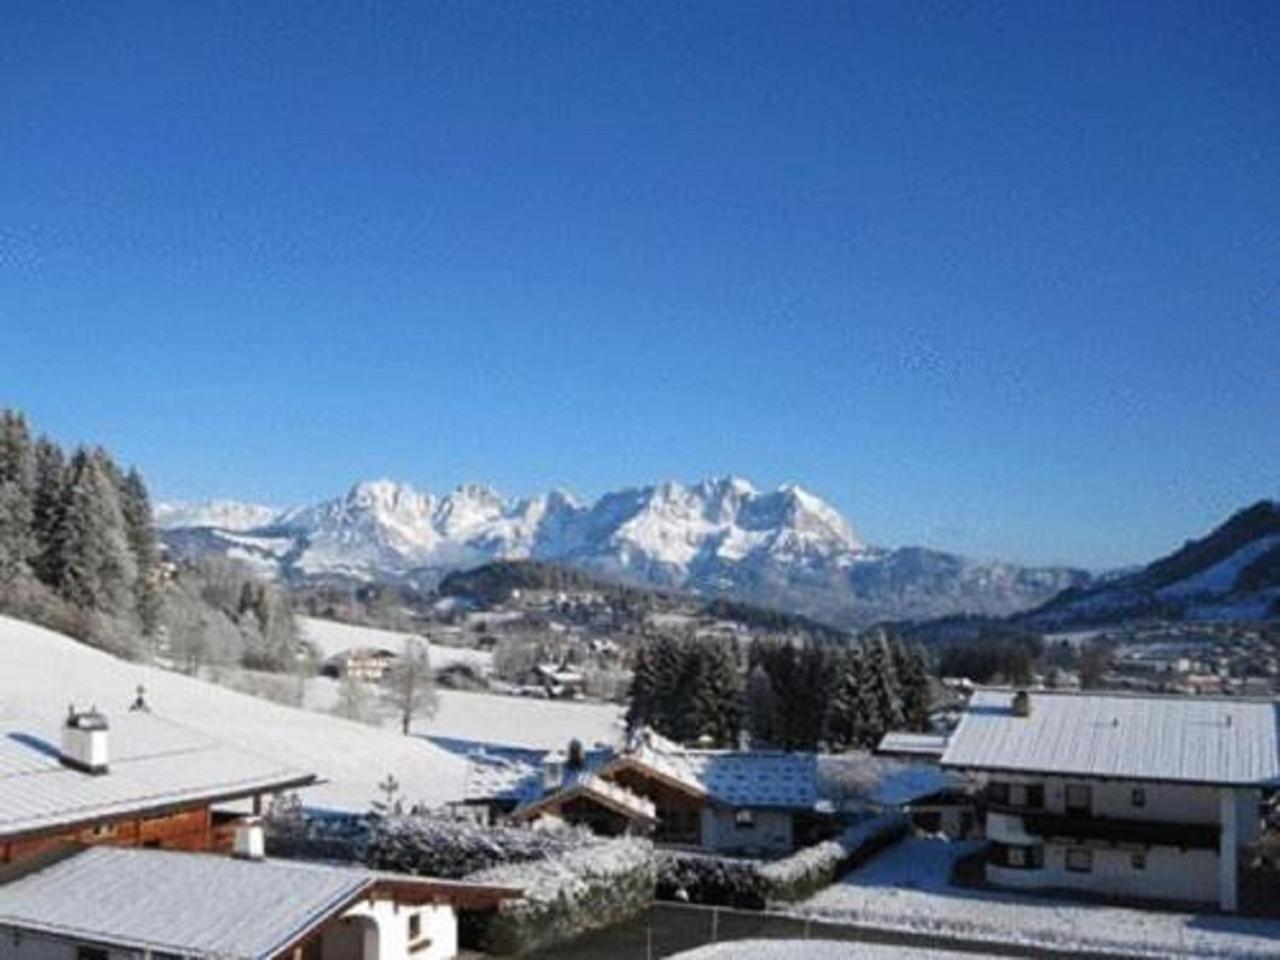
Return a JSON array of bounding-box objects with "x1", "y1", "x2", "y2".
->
[
  {"x1": 612, "y1": 731, "x2": 819, "y2": 810},
  {"x1": 512, "y1": 772, "x2": 657, "y2": 824},
  {"x1": 0, "y1": 847, "x2": 518, "y2": 960},
  {"x1": 875, "y1": 732, "x2": 949, "y2": 758},
  {"x1": 0, "y1": 711, "x2": 313, "y2": 840},
  {"x1": 942, "y1": 689, "x2": 1280, "y2": 786}
]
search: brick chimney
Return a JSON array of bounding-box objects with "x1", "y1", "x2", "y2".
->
[{"x1": 61, "y1": 706, "x2": 110, "y2": 775}]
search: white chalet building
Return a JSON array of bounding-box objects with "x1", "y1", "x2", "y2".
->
[{"x1": 939, "y1": 689, "x2": 1278, "y2": 912}]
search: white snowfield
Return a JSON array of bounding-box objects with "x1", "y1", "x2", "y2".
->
[
  {"x1": 670, "y1": 941, "x2": 979, "y2": 960},
  {"x1": 298, "y1": 616, "x2": 493, "y2": 673},
  {"x1": 0, "y1": 615, "x2": 467, "y2": 813},
  {"x1": 792, "y1": 837, "x2": 1280, "y2": 958},
  {"x1": 300, "y1": 672, "x2": 623, "y2": 751}
]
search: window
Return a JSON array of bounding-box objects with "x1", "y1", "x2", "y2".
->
[
  {"x1": 990, "y1": 843, "x2": 1043, "y2": 870},
  {"x1": 77, "y1": 948, "x2": 108, "y2": 960},
  {"x1": 987, "y1": 782, "x2": 1010, "y2": 805},
  {"x1": 1131, "y1": 851, "x2": 1147, "y2": 871},
  {"x1": 1065, "y1": 848, "x2": 1093, "y2": 873},
  {"x1": 734, "y1": 809, "x2": 755, "y2": 830},
  {"x1": 1004, "y1": 784, "x2": 1045, "y2": 809},
  {"x1": 1131, "y1": 787, "x2": 1146, "y2": 809},
  {"x1": 89, "y1": 823, "x2": 116, "y2": 839},
  {"x1": 1065, "y1": 783, "x2": 1092, "y2": 815}
]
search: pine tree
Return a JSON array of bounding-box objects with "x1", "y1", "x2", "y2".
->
[
  {"x1": 30, "y1": 437, "x2": 66, "y2": 586},
  {"x1": 859, "y1": 632, "x2": 905, "y2": 747},
  {"x1": 118, "y1": 467, "x2": 161, "y2": 634},
  {"x1": 0, "y1": 412, "x2": 35, "y2": 579},
  {"x1": 827, "y1": 645, "x2": 866, "y2": 750},
  {"x1": 893, "y1": 641, "x2": 931, "y2": 731},
  {"x1": 745, "y1": 661, "x2": 779, "y2": 748},
  {"x1": 625, "y1": 640, "x2": 659, "y2": 734},
  {"x1": 53, "y1": 448, "x2": 136, "y2": 616},
  {"x1": 690, "y1": 640, "x2": 741, "y2": 747}
]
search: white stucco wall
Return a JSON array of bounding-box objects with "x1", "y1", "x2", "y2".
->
[
  {"x1": 699, "y1": 807, "x2": 793, "y2": 854},
  {"x1": 342, "y1": 899, "x2": 459, "y2": 960},
  {"x1": 988, "y1": 842, "x2": 1220, "y2": 904}
]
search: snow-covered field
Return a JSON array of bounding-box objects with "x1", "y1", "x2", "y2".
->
[
  {"x1": 793, "y1": 837, "x2": 1280, "y2": 958},
  {"x1": 671, "y1": 941, "x2": 978, "y2": 960},
  {"x1": 298, "y1": 616, "x2": 493, "y2": 673},
  {"x1": 299, "y1": 672, "x2": 623, "y2": 750},
  {"x1": 0, "y1": 615, "x2": 468, "y2": 813}
]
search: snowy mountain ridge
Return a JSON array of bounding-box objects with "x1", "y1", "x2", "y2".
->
[
  {"x1": 159, "y1": 476, "x2": 1086, "y2": 627},
  {"x1": 1023, "y1": 499, "x2": 1280, "y2": 627}
]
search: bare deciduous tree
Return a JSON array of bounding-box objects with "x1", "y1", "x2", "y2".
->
[{"x1": 380, "y1": 638, "x2": 439, "y2": 735}]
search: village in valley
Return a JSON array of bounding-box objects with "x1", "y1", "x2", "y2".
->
[
  {"x1": 4, "y1": 1, "x2": 1279, "y2": 956},
  {"x1": 2, "y1": 471, "x2": 1280, "y2": 959}
]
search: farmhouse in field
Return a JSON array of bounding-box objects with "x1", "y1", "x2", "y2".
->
[
  {"x1": 0, "y1": 707, "x2": 520, "y2": 960},
  {"x1": 938, "y1": 688, "x2": 1279, "y2": 912}
]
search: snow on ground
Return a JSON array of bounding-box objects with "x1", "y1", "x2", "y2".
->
[
  {"x1": 0, "y1": 615, "x2": 468, "y2": 813},
  {"x1": 671, "y1": 941, "x2": 978, "y2": 960},
  {"x1": 793, "y1": 837, "x2": 1280, "y2": 958},
  {"x1": 299, "y1": 674, "x2": 623, "y2": 751},
  {"x1": 298, "y1": 616, "x2": 493, "y2": 673}
]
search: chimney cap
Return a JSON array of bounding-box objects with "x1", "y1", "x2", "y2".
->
[{"x1": 65, "y1": 705, "x2": 109, "y2": 731}]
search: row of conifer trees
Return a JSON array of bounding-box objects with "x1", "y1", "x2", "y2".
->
[
  {"x1": 0, "y1": 409, "x2": 161, "y2": 645},
  {"x1": 625, "y1": 629, "x2": 930, "y2": 751}
]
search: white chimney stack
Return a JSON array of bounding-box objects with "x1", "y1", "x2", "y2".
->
[
  {"x1": 61, "y1": 706, "x2": 109, "y2": 775},
  {"x1": 232, "y1": 817, "x2": 266, "y2": 861}
]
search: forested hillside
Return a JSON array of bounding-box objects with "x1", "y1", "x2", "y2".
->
[{"x1": 0, "y1": 409, "x2": 298, "y2": 669}]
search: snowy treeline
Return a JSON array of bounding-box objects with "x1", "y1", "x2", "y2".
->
[
  {"x1": 626, "y1": 629, "x2": 930, "y2": 751},
  {"x1": 0, "y1": 409, "x2": 160, "y2": 653},
  {"x1": 0, "y1": 408, "x2": 298, "y2": 667}
]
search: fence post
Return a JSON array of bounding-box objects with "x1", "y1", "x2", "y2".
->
[
  {"x1": 646, "y1": 913, "x2": 653, "y2": 960},
  {"x1": 710, "y1": 906, "x2": 719, "y2": 942}
]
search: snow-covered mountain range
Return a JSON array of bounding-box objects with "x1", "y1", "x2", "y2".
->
[
  {"x1": 157, "y1": 477, "x2": 1089, "y2": 627},
  {"x1": 1022, "y1": 500, "x2": 1280, "y2": 627}
]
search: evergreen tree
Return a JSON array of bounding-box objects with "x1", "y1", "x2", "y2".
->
[
  {"x1": 893, "y1": 641, "x2": 931, "y2": 731},
  {"x1": 30, "y1": 437, "x2": 66, "y2": 586},
  {"x1": 53, "y1": 448, "x2": 137, "y2": 616},
  {"x1": 119, "y1": 467, "x2": 161, "y2": 634},
  {"x1": 858, "y1": 632, "x2": 905, "y2": 747},
  {"x1": 625, "y1": 639, "x2": 661, "y2": 734},
  {"x1": 826, "y1": 645, "x2": 866, "y2": 750},
  {"x1": 745, "y1": 661, "x2": 779, "y2": 747},
  {"x1": 689, "y1": 640, "x2": 741, "y2": 747},
  {"x1": 0, "y1": 412, "x2": 35, "y2": 578}
]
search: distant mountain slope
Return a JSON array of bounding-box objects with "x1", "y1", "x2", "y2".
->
[
  {"x1": 158, "y1": 477, "x2": 1087, "y2": 628},
  {"x1": 1023, "y1": 500, "x2": 1280, "y2": 627}
]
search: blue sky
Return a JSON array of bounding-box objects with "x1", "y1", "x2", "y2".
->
[{"x1": 1, "y1": 1, "x2": 1276, "y2": 569}]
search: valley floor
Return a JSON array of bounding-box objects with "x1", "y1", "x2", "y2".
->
[{"x1": 790, "y1": 837, "x2": 1280, "y2": 958}]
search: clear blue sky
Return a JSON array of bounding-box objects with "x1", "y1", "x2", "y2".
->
[{"x1": 2, "y1": 1, "x2": 1277, "y2": 569}]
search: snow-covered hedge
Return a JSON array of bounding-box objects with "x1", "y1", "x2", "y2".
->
[
  {"x1": 657, "y1": 813, "x2": 908, "y2": 908},
  {"x1": 760, "y1": 811, "x2": 908, "y2": 902},
  {"x1": 267, "y1": 811, "x2": 595, "y2": 878},
  {"x1": 467, "y1": 837, "x2": 657, "y2": 955}
]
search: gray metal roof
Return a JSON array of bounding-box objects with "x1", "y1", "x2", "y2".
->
[
  {"x1": 941, "y1": 689, "x2": 1280, "y2": 786},
  {"x1": 0, "y1": 846, "x2": 370, "y2": 959},
  {"x1": 0, "y1": 710, "x2": 314, "y2": 839}
]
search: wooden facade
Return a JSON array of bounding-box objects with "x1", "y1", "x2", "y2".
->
[{"x1": 0, "y1": 804, "x2": 219, "y2": 865}]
